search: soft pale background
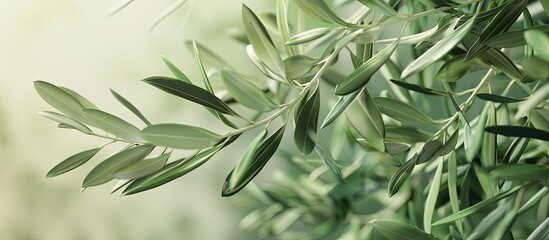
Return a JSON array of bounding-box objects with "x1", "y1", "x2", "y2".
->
[{"x1": 0, "y1": 0, "x2": 269, "y2": 239}]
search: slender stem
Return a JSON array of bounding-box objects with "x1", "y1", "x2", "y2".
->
[
  {"x1": 223, "y1": 51, "x2": 338, "y2": 137},
  {"x1": 90, "y1": 132, "x2": 137, "y2": 144},
  {"x1": 430, "y1": 68, "x2": 496, "y2": 140}
]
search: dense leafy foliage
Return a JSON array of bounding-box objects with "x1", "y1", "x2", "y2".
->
[{"x1": 36, "y1": 0, "x2": 548, "y2": 239}]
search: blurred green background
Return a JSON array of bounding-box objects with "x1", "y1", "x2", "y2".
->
[{"x1": 0, "y1": 0, "x2": 271, "y2": 239}]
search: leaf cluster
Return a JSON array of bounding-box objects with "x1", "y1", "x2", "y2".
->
[{"x1": 36, "y1": 0, "x2": 549, "y2": 238}]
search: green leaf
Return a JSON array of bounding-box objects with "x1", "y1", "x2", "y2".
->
[
  {"x1": 436, "y1": 54, "x2": 485, "y2": 82},
  {"x1": 479, "y1": 48, "x2": 524, "y2": 80},
  {"x1": 335, "y1": 40, "x2": 399, "y2": 95},
  {"x1": 292, "y1": 0, "x2": 352, "y2": 27},
  {"x1": 502, "y1": 136, "x2": 530, "y2": 164},
  {"x1": 122, "y1": 137, "x2": 235, "y2": 195},
  {"x1": 515, "y1": 84, "x2": 549, "y2": 119},
  {"x1": 228, "y1": 129, "x2": 268, "y2": 190},
  {"x1": 286, "y1": 28, "x2": 332, "y2": 45},
  {"x1": 112, "y1": 152, "x2": 170, "y2": 179},
  {"x1": 357, "y1": 0, "x2": 398, "y2": 17},
  {"x1": 417, "y1": 139, "x2": 442, "y2": 163},
  {"x1": 468, "y1": 203, "x2": 509, "y2": 240},
  {"x1": 242, "y1": 4, "x2": 284, "y2": 75},
  {"x1": 184, "y1": 40, "x2": 232, "y2": 69},
  {"x1": 110, "y1": 89, "x2": 152, "y2": 126},
  {"x1": 385, "y1": 142, "x2": 411, "y2": 155},
  {"x1": 370, "y1": 220, "x2": 437, "y2": 240},
  {"x1": 485, "y1": 126, "x2": 549, "y2": 141},
  {"x1": 34, "y1": 81, "x2": 87, "y2": 123},
  {"x1": 465, "y1": 0, "x2": 527, "y2": 60},
  {"x1": 481, "y1": 104, "x2": 497, "y2": 167},
  {"x1": 476, "y1": 93, "x2": 524, "y2": 103},
  {"x1": 141, "y1": 124, "x2": 223, "y2": 149},
  {"x1": 444, "y1": 87, "x2": 473, "y2": 151},
  {"x1": 424, "y1": 160, "x2": 443, "y2": 233},
  {"x1": 38, "y1": 111, "x2": 92, "y2": 135},
  {"x1": 373, "y1": 97, "x2": 438, "y2": 125},
  {"x1": 161, "y1": 56, "x2": 191, "y2": 83},
  {"x1": 143, "y1": 76, "x2": 238, "y2": 116},
  {"x1": 220, "y1": 69, "x2": 277, "y2": 112},
  {"x1": 59, "y1": 86, "x2": 98, "y2": 109},
  {"x1": 315, "y1": 140, "x2": 343, "y2": 181},
  {"x1": 525, "y1": 29, "x2": 549, "y2": 62},
  {"x1": 528, "y1": 217, "x2": 549, "y2": 240},
  {"x1": 388, "y1": 154, "x2": 417, "y2": 197},
  {"x1": 82, "y1": 145, "x2": 153, "y2": 187},
  {"x1": 46, "y1": 147, "x2": 102, "y2": 178},
  {"x1": 433, "y1": 186, "x2": 522, "y2": 226},
  {"x1": 401, "y1": 15, "x2": 475, "y2": 79},
  {"x1": 521, "y1": 57, "x2": 549, "y2": 81},
  {"x1": 284, "y1": 55, "x2": 317, "y2": 79},
  {"x1": 487, "y1": 164, "x2": 549, "y2": 181},
  {"x1": 530, "y1": 109, "x2": 549, "y2": 132},
  {"x1": 294, "y1": 87, "x2": 320, "y2": 154},
  {"x1": 434, "y1": 128, "x2": 459, "y2": 157},
  {"x1": 389, "y1": 79, "x2": 447, "y2": 96},
  {"x1": 222, "y1": 125, "x2": 285, "y2": 196},
  {"x1": 345, "y1": 90, "x2": 385, "y2": 152},
  {"x1": 320, "y1": 89, "x2": 361, "y2": 129},
  {"x1": 447, "y1": 152, "x2": 462, "y2": 233},
  {"x1": 486, "y1": 25, "x2": 549, "y2": 48},
  {"x1": 82, "y1": 109, "x2": 144, "y2": 142}
]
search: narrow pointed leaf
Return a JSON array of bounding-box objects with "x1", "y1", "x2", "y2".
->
[
  {"x1": 433, "y1": 186, "x2": 522, "y2": 226},
  {"x1": 39, "y1": 111, "x2": 92, "y2": 134},
  {"x1": 522, "y1": 57, "x2": 549, "y2": 81},
  {"x1": 122, "y1": 137, "x2": 236, "y2": 195},
  {"x1": 220, "y1": 69, "x2": 277, "y2": 112},
  {"x1": 112, "y1": 152, "x2": 171, "y2": 179},
  {"x1": 388, "y1": 154, "x2": 417, "y2": 196},
  {"x1": 82, "y1": 145, "x2": 153, "y2": 187},
  {"x1": 46, "y1": 147, "x2": 102, "y2": 177},
  {"x1": 161, "y1": 56, "x2": 191, "y2": 83},
  {"x1": 185, "y1": 40, "x2": 232, "y2": 68},
  {"x1": 110, "y1": 89, "x2": 152, "y2": 126},
  {"x1": 345, "y1": 90, "x2": 385, "y2": 151},
  {"x1": 242, "y1": 4, "x2": 284, "y2": 74},
  {"x1": 34, "y1": 81, "x2": 86, "y2": 123},
  {"x1": 294, "y1": 88, "x2": 320, "y2": 154},
  {"x1": 82, "y1": 109, "x2": 144, "y2": 142},
  {"x1": 286, "y1": 28, "x2": 332, "y2": 45},
  {"x1": 370, "y1": 220, "x2": 437, "y2": 240},
  {"x1": 390, "y1": 79, "x2": 446, "y2": 96},
  {"x1": 373, "y1": 97, "x2": 437, "y2": 125},
  {"x1": 143, "y1": 76, "x2": 237, "y2": 115},
  {"x1": 434, "y1": 128, "x2": 459, "y2": 157},
  {"x1": 229, "y1": 129, "x2": 268, "y2": 189},
  {"x1": 292, "y1": 0, "x2": 352, "y2": 27},
  {"x1": 525, "y1": 29, "x2": 549, "y2": 62},
  {"x1": 487, "y1": 164, "x2": 549, "y2": 181},
  {"x1": 223, "y1": 125, "x2": 285, "y2": 196},
  {"x1": 479, "y1": 48, "x2": 524, "y2": 80},
  {"x1": 436, "y1": 54, "x2": 486, "y2": 82},
  {"x1": 284, "y1": 55, "x2": 317, "y2": 79},
  {"x1": 487, "y1": 25, "x2": 549, "y2": 48},
  {"x1": 321, "y1": 89, "x2": 361, "y2": 129},
  {"x1": 485, "y1": 126, "x2": 549, "y2": 141},
  {"x1": 141, "y1": 124, "x2": 223, "y2": 149},
  {"x1": 476, "y1": 93, "x2": 524, "y2": 103},
  {"x1": 357, "y1": 0, "x2": 398, "y2": 17},
  {"x1": 401, "y1": 15, "x2": 475, "y2": 79},
  {"x1": 315, "y1": 140, "x2": 343, "y2": 181},
  {"x1": 59, "y1": 87, "x2": 98, "y2": 109},
  {"x1": 424, "y1": 160, "x2": 443, "y2": 233},
  {"x1": 465, "y1": 0, "x2": 527, "y2": 60},
  {"x1": 335, "y1": 40, "x2": 399, "y2": 95}
]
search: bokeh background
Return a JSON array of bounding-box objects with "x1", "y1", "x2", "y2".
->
[{"x1": 0, "y1": 0, "x2": 271, "y2": 239}]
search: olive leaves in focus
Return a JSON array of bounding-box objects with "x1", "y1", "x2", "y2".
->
[{"x1": 37, "y1": 0, "x2": 549, "y2": 239}]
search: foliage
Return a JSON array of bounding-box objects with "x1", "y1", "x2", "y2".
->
[{"x1": 36, "y1": 0, "x2": 549, "y2": 239}]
